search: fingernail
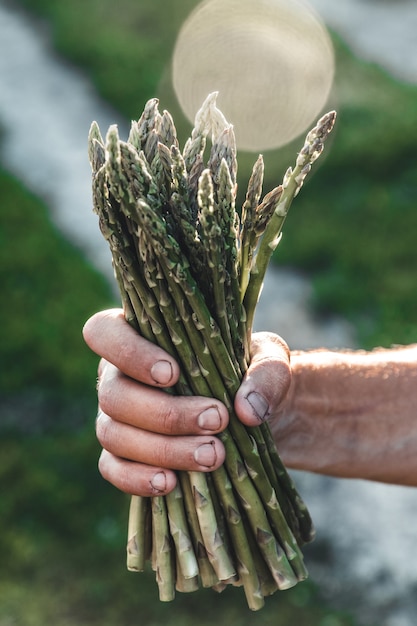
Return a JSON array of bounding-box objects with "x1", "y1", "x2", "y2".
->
[
  {"x1": 150, "y1": 471, "x2": 167, "y2": 493},
  {"x1": 198, "y1": 407, "x2": 221, "y2": 431},
  {"x1": 150, "y1": 360, "x2": 173, "y2": 385},
  {"x1": 194, "y1": 441, "x2": 217, "y2": 468},
  {"x1": 246, "y1": 391, "x2": 269, "y2": 421}
]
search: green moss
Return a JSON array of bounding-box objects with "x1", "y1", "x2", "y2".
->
[{"x1": 0, "y1": 168, "x2": 113, "y2": 396}]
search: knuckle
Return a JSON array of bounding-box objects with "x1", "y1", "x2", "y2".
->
[
  {"x1": 97, "y1": 372, "x2": 119, "y2": 418},
  {"x1": 98, "y1": 452, "x2": 131, "y2": 493},
  {"x1": 274, "y1": 359, "x2": 292, "y2": 394},
  {"x1": 97, "y1": 357, "x2": 107, "y2": 379},
  {"x1": 82, "y1": 314, "x2": 97, "y2": 346},
  {"x1": 257, "y1": 355, "x2": 291, "y2": 399},
  {"x1": 117, "y1": 338, "x2": 138, "y2": 369},
  {"x1": 152, "y1": 438, "x2": 174, "y2": 467},
  {"x1": 261, "y1": 331, "x2": 290, "y2": 359},
  {"x1": 95, "y1": 412, "x2": 114, "y2": 450},
  {"x1": 82, "y1": 310, "x2": 111, "y2": 349},
  {"x1": 270, "y1": 331, "x2": 290, "y2": 354},
  {"x1": 254, "y1": 330, "x2": 290, "y2": 359},
  {"x1": 156, "y1": 402, "x2": 182, "y2": 435},
  {"x1": 97, "y1": 449, "x2": 111, "y2": 481}
]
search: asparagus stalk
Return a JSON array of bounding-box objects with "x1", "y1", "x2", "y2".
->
[
  {"x1": 152, "y1": 496, "x2": 176, "y2": 602},
  {"x1": 166, "y1": 484, "x2": 199, "y2": 580},
  {"x1": 188, "y1": 470, "x2": 237, "y2": 582},
  {"x1": 178, "y1": 473, "x2": 220, "y2": 589},
  {"x1": 129, "y1": 192, "x2": 308, "y2": 579},
  {"x1": 88, "y1": 93, "x2": 336, "y2": 609},
  {"x1": 126, "y1": 495, "x2": 151, "y2": 572},
  {"x1": 239, "y1": 154, "x2": 265, "y2": 297},
  {"x1": 242, "y1": 111, "x2": 337, "y2": 333}
]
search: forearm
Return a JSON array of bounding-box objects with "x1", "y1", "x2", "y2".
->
[{"x1": 270, "y1": 345, "x2": 417, "y2": 486}]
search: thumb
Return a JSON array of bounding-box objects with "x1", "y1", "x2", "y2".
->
[{"x1": 234, "y1": 332, "x2": 291, "y2": 427}]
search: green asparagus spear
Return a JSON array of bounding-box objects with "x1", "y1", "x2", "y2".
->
[{"x1": 88, "y1": 93, "x2": 336, "y2": 609}]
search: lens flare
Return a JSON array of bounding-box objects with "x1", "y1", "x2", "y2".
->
[{"x1": 172, "y1": 0, "x2": 334, "y2": 151}]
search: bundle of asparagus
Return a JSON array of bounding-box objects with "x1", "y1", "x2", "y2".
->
[{"x1": 88, "y1": 93, "x2": 335, "y2": 610}]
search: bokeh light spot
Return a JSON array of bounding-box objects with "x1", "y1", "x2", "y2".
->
[{"x1": 172, "y1": 0, "x2": 334, "y2": 151}]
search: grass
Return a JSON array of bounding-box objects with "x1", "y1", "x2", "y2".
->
[{"x1": 0, "y1": 169, "x2": 112, "y2": 397}]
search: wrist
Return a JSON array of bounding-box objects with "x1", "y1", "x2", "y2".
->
[{"x1": 269, "y1": 349, "x2": 344, "y2": 475}]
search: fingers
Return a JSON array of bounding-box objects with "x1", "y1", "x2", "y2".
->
[
  {"x1": 96, "y1": 411, "x2": 225, "y2": 471},
  {"x1": 83, "y1": 309, "x2": 179, "y2": 387},
  {"x1": 85, "y1": 308, "x2": 229, "y2": 497},
  {"x1": 97, "y1": 361, "x2": 229, "y2": 436},
  {"x1": 85, "y1": 311, "x2": 292, "y2": 498},
  {"x1": 95, "y1": 359, "x2": 228, "y2": 496},
  {"x1": 98, "y1": 449, "x2": 178, "y2": 497},
  {"x1": 96, "y1": 411, "x2": 226, "y2": 495},
  {"x1": 235, "y1": 331, "x2": 291, "y2": 427}
]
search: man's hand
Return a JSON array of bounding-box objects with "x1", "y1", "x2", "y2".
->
[{"x1": 83, "y1": 309, "x2": 292, "y2": 496}]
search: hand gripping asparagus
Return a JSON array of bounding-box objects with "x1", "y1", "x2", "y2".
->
[{"x1": 88, "y1": 94, "x2": 336, "y2": 610}]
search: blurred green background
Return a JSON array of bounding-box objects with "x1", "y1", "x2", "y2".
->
[{"x1": 1, "y1": 0, "x2": 416, "y2": 624}]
